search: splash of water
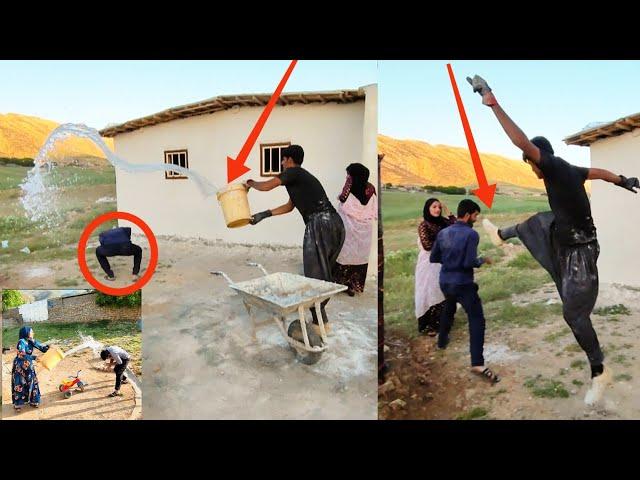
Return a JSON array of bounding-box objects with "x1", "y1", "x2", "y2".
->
[
  {"x1": 64, "y1": 333, "x2": 104, "y2": 357},
  {"x1": 20, "y1": 123, "x2": 219, "y2": 225},
  {"x1": 20, "y1": 162, "x2": 61, "y2": 226}
]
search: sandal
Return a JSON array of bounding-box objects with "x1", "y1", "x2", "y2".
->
[
  {"x1": 104, "y1": 275, "x2": 116, "y2": 282},
  {"x1": 473, "y1": 367, "x2": 501, "y2": 384},
  {"x1": 108, "y1": 391, "x2": 123, "y2": 397}
]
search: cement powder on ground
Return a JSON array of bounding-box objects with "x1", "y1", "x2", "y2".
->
[{"x1": 483, "y1": 344, "x2": 522, "y2": 364}]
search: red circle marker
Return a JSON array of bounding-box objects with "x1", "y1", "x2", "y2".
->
[{"x1": 77, "y1": 211, "x2": 158, "y2": 296}]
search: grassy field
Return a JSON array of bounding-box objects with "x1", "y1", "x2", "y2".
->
[
  {"x1": 0, "y1": 164, "x2": 117, "y2": 267},
  {"x1": 383, "y1": 189, "x2": 557, "y2": 336},
  {"x1": 3, "y1": 320, "x2": 142, "y2": 375}
]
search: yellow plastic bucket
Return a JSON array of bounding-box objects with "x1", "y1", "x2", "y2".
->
[
  {"x1": 39, "y1": 345, "x2": 65, "y2": 371},
  {"x1": 217, "y1": 183, "x2": 251, "y2": 228}
]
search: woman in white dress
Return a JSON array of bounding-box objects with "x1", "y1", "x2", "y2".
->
[
  {"x1": 415, "y1": 198, "x2": 455, "y2": 335},
  {"x1": 335, "y1": 163, "x2": 377, "y2": 296}
]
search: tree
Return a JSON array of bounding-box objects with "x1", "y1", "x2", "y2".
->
[{"x1": 2, "y1": 290, "x2": 25, "y2": 311}]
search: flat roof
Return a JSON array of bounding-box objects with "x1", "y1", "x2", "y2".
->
[
  {"x1": 99, "y1": 89, "x2": 366, "y2": 137},
  {"x1": 564, "y1": 112, "x2": 640, "y2": 146}
]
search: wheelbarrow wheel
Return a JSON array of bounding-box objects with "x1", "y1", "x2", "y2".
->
[
  {"x1": 64, "y1": 390, "x2": 72, "y2": 399},
  {"x1": 287, "y1": 319, "x2": 324, "y2": 365}
]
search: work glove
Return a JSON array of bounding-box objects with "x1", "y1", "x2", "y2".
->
[
  {"x1": 466, "y1": 75, "x2": 491, "y2": 95},
  {"x1": 250, "y1": 210, "x2": 272, "y2": 225},
  {"x1": 466, "y1": 75, "x2": 497, "y2": 106},
  {"x1": 617, "y1": 175, "x2": 640, "y2": 193}
]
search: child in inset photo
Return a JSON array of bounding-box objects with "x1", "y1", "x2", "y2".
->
[{"x1": 101, "y1": 345, "x2": 131, "y2": 397}]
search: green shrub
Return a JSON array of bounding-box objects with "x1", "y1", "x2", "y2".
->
[
  {"x1": 95, "y1": 290, "x2": 141, "y2": 308},
  {"x1": 2, "y1": 290, "x2": 25, "y2": 310},
  {"x1": 422, "y1": 185, "x2": 466, "y2": 195},
  {"x1": 0, "y1": 157, "x2": 35, "y2": 167}
]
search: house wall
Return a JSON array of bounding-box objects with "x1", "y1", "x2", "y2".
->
[
  {"x1": 2, "y1": 307, "x2": 23, "y2": 327},
  {"x1": 113, "y1": 85, "x2": 378, "y2": 274},
  {"x1": 2, "y1": 293, "x2": 140, "y2": 327},
  {"x1": 590, "y1": 128, "x2": 640, "y2": 286},
  {"x1": 47, "y1": 293, "x2": 140, "y2": 323}
]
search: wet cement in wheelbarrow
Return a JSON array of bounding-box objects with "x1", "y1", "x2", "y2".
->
[
  {"x1": 237, "y1": 273, "x2": 346, "y2": 308},
  {"x1": 1, "y1": 350, "x2": 136, "y2": 420},
  {"x1": 141, "y1": 237, "x2": 378, "y2": 420}
]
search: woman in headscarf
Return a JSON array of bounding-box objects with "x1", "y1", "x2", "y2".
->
[
  {"x1": 415, "y1": 198, "x2": 456, "y2": 335},
  {"x1": 335, "y1": 163, "x2": 378, "y2": 296},
  {"x1": 12, "y1": 326, "x2": 49, "y2": 410}
]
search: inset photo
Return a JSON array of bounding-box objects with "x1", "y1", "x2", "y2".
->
[{"x1": 2, "y1": 289, "x2": 142, "y2": 420}]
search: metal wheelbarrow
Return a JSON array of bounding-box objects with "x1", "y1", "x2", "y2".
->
[{"x1": 212, "y1": 262, "x2": 347, "y2": 365}]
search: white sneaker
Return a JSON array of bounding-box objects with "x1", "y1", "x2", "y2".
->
[
  {"x1": 482, "y1": 219, "x2": 504, "y2": 247},
  {"x1": 584, "y1": 365, "x2": 612, "y2": 407}
]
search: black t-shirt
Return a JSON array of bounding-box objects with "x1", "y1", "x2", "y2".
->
[
  {"x1": 278, "y1": 166, "x2": 331, "y2": 223},
  {"x1": 538, "y1": 149, "x2": 596, "y2": 245}
]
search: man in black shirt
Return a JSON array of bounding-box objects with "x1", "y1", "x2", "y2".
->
[
  {"x1": 246, "y1": 145, "x2": 346, "y2": 335},
  {"x1": 467, "y1": 74, "x2": 639, "y2": 406}
]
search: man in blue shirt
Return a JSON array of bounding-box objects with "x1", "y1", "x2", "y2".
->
[
  {"x1": 430, "y1": 199, "x2": 499, "y2": 384},
  {"x1": 95, "y1": 227, "x2": 143, "y2": 282}
]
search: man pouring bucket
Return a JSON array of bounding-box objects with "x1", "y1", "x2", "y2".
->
[{"x1": 245, "y1": 144, "x2": 346, "y2": 337}]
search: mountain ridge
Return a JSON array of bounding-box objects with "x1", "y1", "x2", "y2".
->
[
  {"x1": 0, "y1": 112, "x2": 112, "y2": 165},
  {"x1": 378, "y1": 134, "x2": 545, "y2": 190}
]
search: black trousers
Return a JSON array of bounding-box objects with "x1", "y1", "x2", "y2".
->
[
  {"x1": 96, "y1": 243, "x2": 142, "y2": 277},
  {"x1": 303, "y1": 209, "x2": 346, "y2": 324},
  {"x1": 114, "y1": 359, "x2": 129, "y2": 391},
  {"x1": 502, "y1": 213, "x2": 604, "y2": 366}
]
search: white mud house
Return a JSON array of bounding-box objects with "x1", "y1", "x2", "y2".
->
[
  {"x1": 100, "y1": 85, "x2": 378, "y2": 273},
  {"x1": 565, "y1": 112, "x2": 640, "y2": 287}
]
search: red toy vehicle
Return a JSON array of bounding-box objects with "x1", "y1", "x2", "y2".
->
[{"x1": 59, "y1": 370, "x2": 88, "y2": 399}]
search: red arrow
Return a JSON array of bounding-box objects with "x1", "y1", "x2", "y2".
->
[
  {"x1": 446, "y1": 63, "x2": 497, "y2": 208},
  {"x1": 227, "y1": 60, "x2": 298, "y2": 183}
]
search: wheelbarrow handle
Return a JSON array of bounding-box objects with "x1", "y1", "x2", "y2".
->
[
  {"x1": 246, "y1": 262, "x2": 269, "y2": 276},
  {"x1": 210, "y1": 271, "x2": 235, "y2": 286}
]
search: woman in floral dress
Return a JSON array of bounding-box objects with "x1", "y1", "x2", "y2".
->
[{"x1": 12, "y1": 326, "x2": 50, "y2": 410}]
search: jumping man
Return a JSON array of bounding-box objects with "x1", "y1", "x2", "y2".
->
[{"x1": 467, "y1": 74, "x2": 640, "y2": 405}]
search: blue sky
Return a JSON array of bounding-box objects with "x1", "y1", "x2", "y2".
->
[
  {"x1": 0, "y1": 60, "x2": 377, "y2": 129},
  {"x1": 380, "y1": 60, "x2": 640, "y2": 167},
  {"x1": 4, "y1": 60, "x2": 640, "y2": 168}
]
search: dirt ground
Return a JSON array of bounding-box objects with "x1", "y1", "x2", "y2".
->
[
  {"x1": 2, "y1": 350, "x2": 137, "y2": 420},
  {"x1": 4, "y1": 236, "x2": 378, "y2": 419},
  {"x1": 379, "y1": 282, "x2": 640, "y2": 420}
]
